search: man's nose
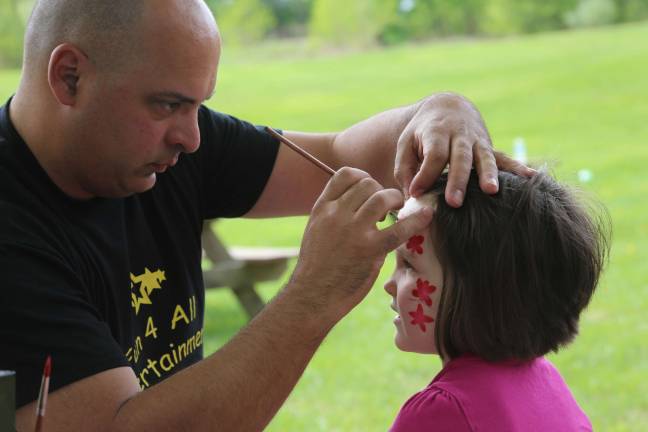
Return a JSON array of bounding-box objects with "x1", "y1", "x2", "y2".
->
[{"x1": 167, "y1": 112, "x2": 200, "y2": 154}]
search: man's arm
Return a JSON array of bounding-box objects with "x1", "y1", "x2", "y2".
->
[
  {"x1": 246, "y1": 92, "x2": 533, "y2": 218},
  {"x1": 17, "y1": 168, "x2": 433, "y2": 432},
  {"x1": 17, "y1": 287, "x2": 330, "y2": 432}
]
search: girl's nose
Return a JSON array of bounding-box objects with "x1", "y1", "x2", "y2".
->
[{"x1": 384, "y1": 279, "x2": 397, "y2": 296}]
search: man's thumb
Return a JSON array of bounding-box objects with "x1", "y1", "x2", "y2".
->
[{"x1": 380, "y1": 207, "x2": 434, "y2": 252}]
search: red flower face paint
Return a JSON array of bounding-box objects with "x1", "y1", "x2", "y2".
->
[
  {"x1": 412, "y1": 278, "x2": 437, "y2": 306},
  {"x1": 386, "y1": 222, "x2": 443, "y2": 354},
  {"x1": 406, "y1": 235, "x2": 424, "y2": 254},
  {"x1": 408, "y1": 304, "x2": 434, "y2": 332}
]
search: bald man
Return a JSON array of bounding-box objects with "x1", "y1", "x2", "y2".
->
[{"x1": 0, "y1": 0, "x2": 530, "y2": 430}]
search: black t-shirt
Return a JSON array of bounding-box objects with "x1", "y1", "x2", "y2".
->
[{"x1": 0, "y1": 100, "x2": 280, "y2": 407}]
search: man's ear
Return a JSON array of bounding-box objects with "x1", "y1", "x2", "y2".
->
[{"x1": 47, "y1": 43, "x2": 91, "y2": 106}]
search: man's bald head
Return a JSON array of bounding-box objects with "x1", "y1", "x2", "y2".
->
[
  {"x1": 24, "y1": 0, "x2": 147, "y2": 74},
  {"x1": 23, "y1": 0, "x2": 219, "y2": 76}
]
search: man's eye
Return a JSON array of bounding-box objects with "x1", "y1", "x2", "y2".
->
[{"x1": 159, "y1": 101, "x2": 181, "y2": 113}]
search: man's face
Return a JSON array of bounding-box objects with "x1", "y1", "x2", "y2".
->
[
  {"x1": 385, "y1": 214, "x2": 443, "y2": 354},
  {"x1": 66, "y1": 2, "x2": 220, "y2": 198}
]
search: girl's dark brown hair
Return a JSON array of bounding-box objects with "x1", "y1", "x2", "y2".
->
[{"x1": 430, "y1": 170, "x2": 610, "y2": 362}]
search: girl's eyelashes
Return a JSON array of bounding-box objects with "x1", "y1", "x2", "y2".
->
[
  {"x1": 403, "y1": 258, "x2": 414, "y2": 269},
  {"x1": 397, "y1": 253, "x2": 415, "y2": 271}
]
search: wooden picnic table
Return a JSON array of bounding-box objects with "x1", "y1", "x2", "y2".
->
[{"x1": 201, "y1": 223, "x2": 299, "y2": 319}]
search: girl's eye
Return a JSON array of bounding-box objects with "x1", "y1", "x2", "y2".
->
[{"x1": 398, "y1": 256, "x2": 414, "y2": 270}]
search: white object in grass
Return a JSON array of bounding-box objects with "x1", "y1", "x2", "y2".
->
[
  {"x1": 578, "y1": 169, "x2": 593, "y2": 183},
  {"x1": 513, "y1": 137, "x2": 528, "y2": 164}
]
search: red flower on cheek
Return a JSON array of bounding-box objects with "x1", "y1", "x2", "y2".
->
[
  {"x1": 412, "y1": 279, "x2": 437, "y2": 306},
  {"x1": 406, "y1": 235, "x2": 424, "y2": 254},
  {"x1": 408, "y1": 304, "x2": 434, "y2": 332}
]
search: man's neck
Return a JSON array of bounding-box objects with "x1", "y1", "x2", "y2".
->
[{"x1": 10, "y1": 87, "x2": 93, "y2": 200}]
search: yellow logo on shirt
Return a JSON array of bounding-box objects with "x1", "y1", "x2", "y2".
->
[{"x1": 130, "y1": 267, "x2": 166, "y2": 315}]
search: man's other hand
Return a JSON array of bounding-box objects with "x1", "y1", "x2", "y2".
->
[{"x1": 394, "y1": 92, "x2": 535, "y2": 207}]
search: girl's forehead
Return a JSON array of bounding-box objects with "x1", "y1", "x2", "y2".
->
[
  {"x1": 397, "y1": 192, "x2": 437, "y2": 220},
  {"x1": 396, "y1": 193, "x2": 438, "y2": 257}
]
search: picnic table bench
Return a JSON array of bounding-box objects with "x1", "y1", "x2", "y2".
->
[{"x1": 201, "y1": 223, "x2": 299, "y2": 319}]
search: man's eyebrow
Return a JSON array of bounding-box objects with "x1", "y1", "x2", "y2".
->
[{"x1": 153, "y1": 92, "x2": 202, "y2": 104}]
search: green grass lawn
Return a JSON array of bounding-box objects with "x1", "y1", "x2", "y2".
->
[{"x1": 2, "y1": 21, "x2": 647, "y2": 431}]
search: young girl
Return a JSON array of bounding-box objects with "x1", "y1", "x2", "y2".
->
[{"x1": 385, "y1": 170, "x2": 609, "y2": 431}]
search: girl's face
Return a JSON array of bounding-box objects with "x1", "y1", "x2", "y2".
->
[{"x1": 384, "y1": 225, "x2": 444, "y2": 354}]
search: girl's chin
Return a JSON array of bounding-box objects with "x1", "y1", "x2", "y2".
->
[{"x1": 394, "y1": 329, "x2": 438, "y2": 354}]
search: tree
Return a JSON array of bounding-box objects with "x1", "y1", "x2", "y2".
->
[
  {"x1": 481, "y1": 0, "x2": 579, "y2": 35},
  {"x1": 614, "y1": 0, "x2": 648, "y2": 22},
  {"x1": 508, "y1": 0, "x2": 580, "y2": 33},
  {"x1": 264, "y1": 0, "x2": 313, "y2": 37},
  {"x1": 397, "y1": 0, "x2": 485, "y2": 38},
  {"x1": 564, "y1": 0, "x2": 617, "y2": 28},
  {"x1": 309, "y1": 0, "x2": 396, "y2": 47},
  {"x1": 212, "y1": 0, "x2": 277, "y2": 45}
]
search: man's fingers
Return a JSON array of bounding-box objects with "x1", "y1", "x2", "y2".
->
[
  {"x1": 319, "y1": 167, "x2": 370, "y2": 202},
  {"x1": 338, "y1": 176, "x2": 383, "y2": 212},
  {"x1": 494, "y1": 151, "x2": 536, "y2": 177},
  {"x1": 445, "y1": 137, "x2": 473, "y2": 208},
  {"x1": 394, "y1": 129, "x2": 417, "y2": 199},
  {"x1": 378, "y1": 207, "x2": 434, "y2": 252},
  {"x1": 356, "y1": 188, "x2": 404, "y2": 223},
  {"x1": 409, "y1": 134, "x2": 449, "y2": 198},
  {"x1": 474, "y1": 138, "x2": 499, "y2": 195}
]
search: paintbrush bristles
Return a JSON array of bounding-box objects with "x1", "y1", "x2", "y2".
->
[{"x1": 265, "y1": 127, "x2": 336, "y2": 176}]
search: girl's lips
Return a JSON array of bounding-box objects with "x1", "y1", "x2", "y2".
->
[{"x1": 392, "y1": 304, "x2": 401, "y2": 322}]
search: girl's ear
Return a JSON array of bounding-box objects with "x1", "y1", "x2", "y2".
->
[{"x1": 48, "y1": 43, "x2": 92, "y2": 106}]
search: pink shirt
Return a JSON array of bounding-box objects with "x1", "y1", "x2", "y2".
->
[{"x1": 390, "y1": 355, "x2": 592, "y2": 432}]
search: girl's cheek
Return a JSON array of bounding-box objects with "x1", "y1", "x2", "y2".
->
[
  {"x1": 405, "y1": 277, "x2": 438, "y2": 333},
  {"x1": 401, "y1": 233, "x2": 440, "y2": 334},
  {"x1": 406, "y1": 235, "x2": 426, "y2": 255}
]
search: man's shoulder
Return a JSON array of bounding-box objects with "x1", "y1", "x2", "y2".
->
[
  {"x1": 0, "y1": 135, "x2": 69, "y2": 247},
  {"x1": 197, "y1": 104, "x2": 234, "y2": 126},
  {"x1": 197, "y1": 105, "x2": 268, "y2": 144},
  {"x1": 0, "y1": 200, "x2": 62, "y2": 249},
  {"x1": 0, "y1": 199, "x2": 42, "y2": 228},
  {"x1": 197, "y1": 105, "x2": 229, "y2": 135}
]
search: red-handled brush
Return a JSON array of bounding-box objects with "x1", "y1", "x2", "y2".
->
[{"x1": 34, "y1": 355, "x2": 51, "y2": 432}]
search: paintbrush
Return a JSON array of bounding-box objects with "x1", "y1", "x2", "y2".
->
[
  {"x1": 265, "y1": 127, "x2": 336, "y2": 175},
  {"x1": 264, "y1": 127, "x2": 399, "y2": 220},
  {"x1": 34, "y1": 355, "x2": 51, "y2": 432}
]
